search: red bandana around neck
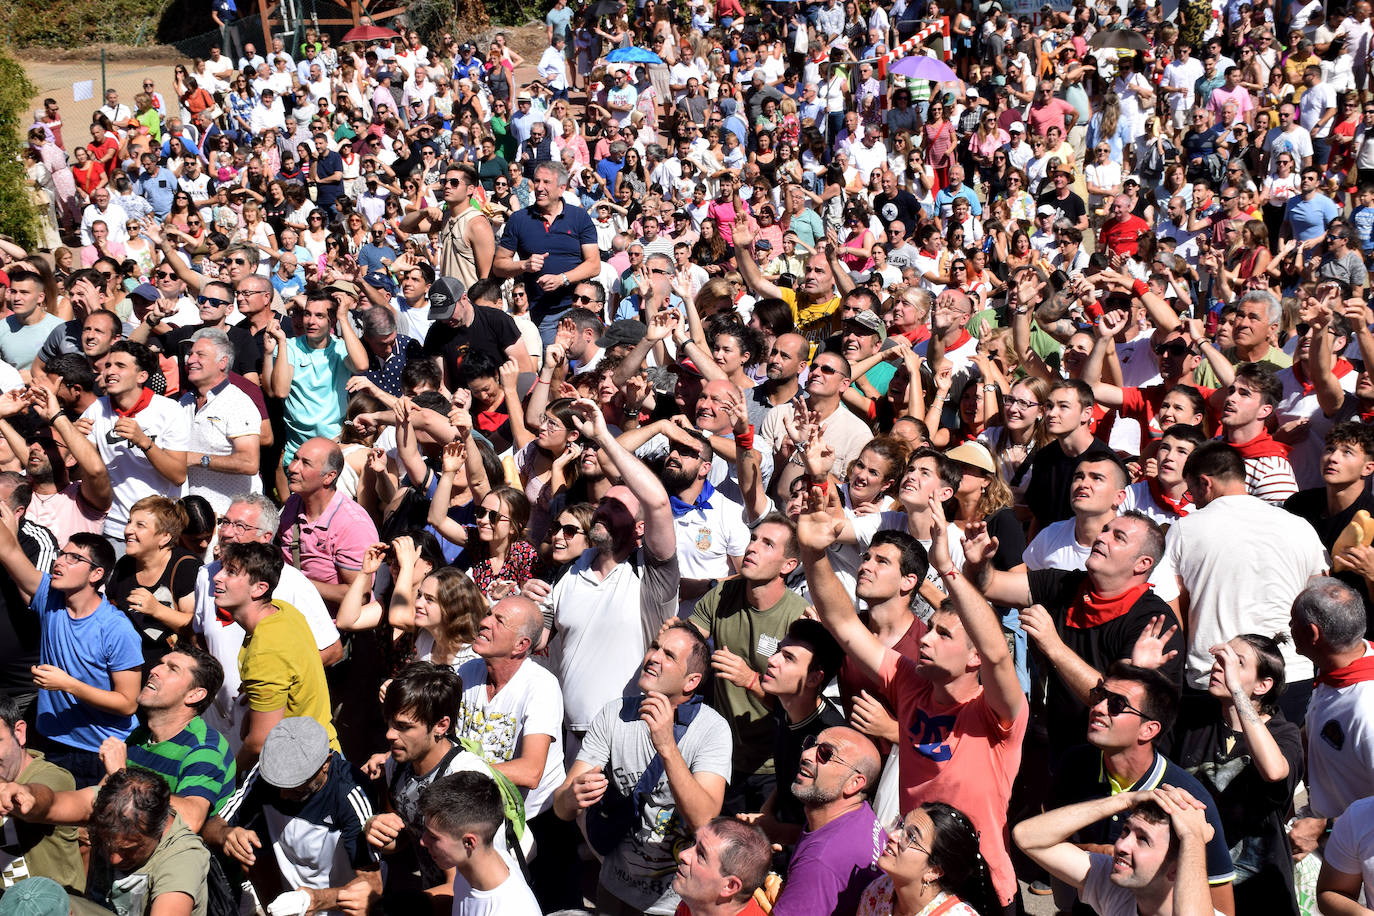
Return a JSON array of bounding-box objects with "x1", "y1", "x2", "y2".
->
[
  {"x1": 1315, "y1": 643, "x2": 1374, "y2": 688},
  {"x1": 1065, "y1": 581, "x2": 1152, "y2": 629},
  {"x1": 1147, "y1": 478, "x2": 1192, "y2": 518},
  {"x1": 113, "y1": 387, "x2": 154, "y2": 418},
  {"x1": 1293, "y1": 358, "x2": 1354, "y2": 396},
  {"x1": 945, "y1": 329, "x2": 972, "y2": 351},
  {"x1": 1227, "y1": 429, "x2": 1290, "y2": 460}
]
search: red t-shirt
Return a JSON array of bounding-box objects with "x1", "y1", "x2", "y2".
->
[
  {"x1": 88, "y1": 136, "x2": 121, "y2": 175},
  {"x1": 1097, "y1": 214, "x2": 1150, "y2": 257},
  {"x1": 838, "y1": 616, "x2": 928, "y2": 758},
  {"x1": 879, "y1": 649, "x2": 1028, "y2": 907}
]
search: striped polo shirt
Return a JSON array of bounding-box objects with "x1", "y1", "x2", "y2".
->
[{"x1": 126, "y1": 716, "x2": 237, "y2": 816}]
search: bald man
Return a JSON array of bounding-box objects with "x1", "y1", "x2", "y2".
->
[
  {"x1": 454, "y1": 595, "x2": 574, "y2": 910},
  {"x1": 766, "y1": 726, "x2": 884, "y2": 916}
]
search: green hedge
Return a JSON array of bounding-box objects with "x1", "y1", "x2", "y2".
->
[
  {"x1": 4, "y1": 0, "x2": 165, "y2": 47},
  {"x1": 0, "y1": 44, "x2": 39, "y2": 249}
]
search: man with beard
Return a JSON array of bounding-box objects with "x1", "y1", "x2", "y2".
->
[
  {"x1": 747, "y1": 330, "x2": 805, "y2": 430},
  {"x1": 663, "y1": 428, "x2": 750, "y2": 610},
  {"x1": 543, "y1": 399, "x2": 679, "y2": 759},
  {"x1": 0, "y1": 384, "x2": 110, "y2": 545},
  {"x1": 767, "y1": 726, "x2": 883, "y2": 916},
  {"x1": 686, "y1": 514, "x2": 808, "y2": 813}
]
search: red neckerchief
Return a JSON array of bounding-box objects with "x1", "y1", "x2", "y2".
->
[
  {"x1": 1147, "y1": 477, "x2": 1192, "y2": 518},
  {"x1": 1228, "y1": 429, "x2": 1290, "y2": 459},
  {"x1": 1361, "y1": 406, "x2": 1374, "y2": 424},
  {"x1": 113, "y1": 387, "x2": 154, "y2": 418},
  {"x1": 945, "y1": 329, "x2": 972, "y2": 351},
  {"x1": 901, "y1": 326, "x2": 931, "y2": 345},
  {"x1": 1315, "y1": 643, "x2": 1374, "y2": 688},
  {"x1": 1065, "y1": 581, "x2": 1151, "y2": 628},
  {"x1": 1293, "y1": 358, "x2": 1354, "y2": 395}
]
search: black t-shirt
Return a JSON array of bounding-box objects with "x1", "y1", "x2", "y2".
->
[
  {"x1": 1166, "y1": 700, "x2": 1304, "y2": 916},
  {"x1": 772, "y1": 696, "x2": 848, "y2": 825},
  {"x1": 1026, "y1": 437, "x2": 1116, "y2": 528},
  {"x1": 1028, "y1": 567, "x2": 1184, "y2": 757},
  {"x1": 1284, "y1": 486, "x2": 1374, "y2": 637},
  {"x1": 422, "y1": 305, "x2": 521, "y2": 387},
  {"x1": 0, "y1": 530, "x2": 48, "y2": 700},
  {"x1": 873, "y1": 190, "x2": 921, "y2": 230},
  {"x1": 107, "y1": 549, "x2": 204, "y2": 667},
  {"x1": 1036, "y1": 189, "x2": 1087, "y2": 227}
]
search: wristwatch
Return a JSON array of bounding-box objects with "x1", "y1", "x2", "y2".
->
[{"x1": 200, "y1": 455, "x2": 211, "y2": 468}]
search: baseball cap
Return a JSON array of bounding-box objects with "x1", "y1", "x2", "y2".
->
[
  {"x1": 1009, "y1": 121, "x2": 1025, "y2": 133},
  {"x1": 130, "y1": 282, "x2": 161, "y2": 301},
  {"x1": 427, "y1": 276, "x2": 468, "y2": 321},
  {"x1": 596, "y1": 318, "x2": 647, "y2": 349},
  {"x1": 945, "y1": 440, "x2": 997, "y2": 476},
  {"x1": 364, "y1": 269, "x2": 396, "y2": 295},
  {"x1": 1037, "y1": 204, "x2": 1057, "y2": 217},
  {"x1": 845, "y1": 309, "x2": 887, "y2": 340},
  {"x1": 967, "y1": 88, "x2": 980, "y2": 99},
  {"x1": 0, "y1": 878, "x2": 68, "y2": 916},
  {"x1": 259, "y1": 717, "x2": 331, "y2": 788},
  {"x1": 754, "y1": 239, "x2": 772, "y2": 250},
  {"x1": 326, "y1": 279, "x2": 358, "y2": 298}
]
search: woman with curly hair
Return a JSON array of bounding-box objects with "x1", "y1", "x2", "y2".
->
[{"x1": 858, "y1": 802, "x2": 1001, "y2": 915}]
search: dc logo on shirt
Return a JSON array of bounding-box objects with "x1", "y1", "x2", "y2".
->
[{"x1": 909, "y1": 709, "x2": 957, "y2": 762}]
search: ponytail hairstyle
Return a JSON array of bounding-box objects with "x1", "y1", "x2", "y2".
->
[{"x1": 920, "y1": 802, "x2": 999, "y2": 915}]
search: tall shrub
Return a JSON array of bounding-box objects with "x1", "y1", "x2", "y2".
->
[{"x1": 0, "y1": 44, "x2": 39, "y2": 249}]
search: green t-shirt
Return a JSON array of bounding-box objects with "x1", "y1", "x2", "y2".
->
[
  {"x1": 2, "y1": 753, "x2": 85, "y2": 893},
  {"x1": 125, "y1": 717, "x2": 236, "y2": 816},
  {"x1": 85, "y1": 813, "x2": 207, "y2": 916},
  {"x1": 239, "y1": 601, "x2": 339, "y2": 751},
  {"x1": 1193, "y1": 344, "x2": 1292, "y2": 389},
  {"x1": 690, "y1": 579, "x2": 808, "y2": 776}
]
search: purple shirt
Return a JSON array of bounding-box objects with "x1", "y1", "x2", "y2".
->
[{"x1": 771, "y1": 803, "x2": 885, "y2": 916}]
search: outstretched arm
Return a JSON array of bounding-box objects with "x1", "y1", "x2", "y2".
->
[
  {"x1": 571, "y1": 399, "x2": 675, "y2": 561},
  {"x1": 927, "y1": 496, "x2": 1023, "y2": 726}
]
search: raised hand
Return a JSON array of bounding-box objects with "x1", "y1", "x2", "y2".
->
[{"x1": 361, "y1": 543, "x2": 389, "y2": 576}]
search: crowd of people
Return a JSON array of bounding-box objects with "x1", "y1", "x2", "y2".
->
[{"x1": 6, "y1": 0, "x2": 1374, "y2": 914}]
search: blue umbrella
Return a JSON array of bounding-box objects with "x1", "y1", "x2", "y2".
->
[
  {"x1": 888, "y1": 55, "x2": 958, "y2": 82},
  {"x1": 607, "y1": 46, "x2": 665, "y2": 64}
]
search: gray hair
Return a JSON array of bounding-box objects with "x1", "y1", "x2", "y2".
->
[
  {"x1": 532, "y1": 160, "x2": 569, "y2": 188},
  {"x1": 645, "y1": 252, "x2": 673, "y2": 273},
  {"x1": 1239, "y1": 289, "x2": 1282, "y2": 325},
  {"x1": 358, "y1": 305, "x2": 397, "y2": 338},
  {"x1": 1292, "y1": 576, "x2": 1367, "y2": 651},
  {"x1": 224, "y1": 242, "x2": 261, "y2": 266},
  {"x1": 230, "y1": 493, "x2": 281, "y2": 534},
  {"x1": 609, "y1": 141, "x2": 628, "y2": 158},
  {"x1": 190, "y1": 327, "x2": 235, "y2": 367}
]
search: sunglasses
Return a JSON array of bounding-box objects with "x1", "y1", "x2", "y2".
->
[
  {"x1": 197, "y1": 295, "x2": 231, "y2": 308},
  {"x1": 155, "y1": 270, "x2": 178, "y2": 279},
  {"x1": 801, "y1": 734, "x2": 857, "y2": 770},
  {"x1": 475, "y1": 507, "x2": 510, "y2": 523},
  {"x1": 1153, "y1": 342, "x2": 1191, "y2": 357},
  {"x1": 811, "y1": 362, "x2": 847, "y2": 377},
  {"x1": 1088, "y1": 682, "x2": 1154, "y2": 720}
]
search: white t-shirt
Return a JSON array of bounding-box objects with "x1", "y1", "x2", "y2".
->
[
  {"x1": 455, "y1": 657, "x2": 567, "y2": 817},
  {"x1": 1163, "y1": 57, "x2": 1205, "y2": 112},
  {"x1": 1305, "y1": 643, "x2": 1374, "y2": 820},
  {"x1": 673, "y1": 490, "x2": 749, "y2": 611},
  {"x1": 453, "y1": 868, "x2": 541, "y2": 916},
  {"x1": 82, "y1": 393, "x2": 191, "y2": 538},
  {"x1": 192, "y1": 561, "x2": 340, "y2": 752},
  {"x1": 1324, "y1": 794, "x2": 1374, "y2": 903},
  {"x1": 1165, "y1": 494, "x2": 1328, "y2": 688},
  {"x1": 181, "y1": 382, "x2": 263, "y2": 514},
  {"x1": 1022, "y1": 518, "x2": 1180, "y2": 601}
]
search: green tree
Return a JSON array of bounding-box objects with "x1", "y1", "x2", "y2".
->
[{"x1": 0, "y1": 43, "x2": 39, "y2": 249}]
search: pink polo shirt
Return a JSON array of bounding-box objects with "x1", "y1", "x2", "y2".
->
[{"x1": 277, "y1": 489, "x2": 378, "y2": 601}]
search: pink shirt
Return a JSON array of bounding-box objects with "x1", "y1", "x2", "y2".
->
[
  {"x1": 277, "y1": 489, "x2": 378, "y2": 598},
  {"x1": 27, "y1": 483, "x2": 106, "y2": 544},
  {"x1": 879, "y1": 648, "x2": 1028, "y2": 907},
  {"x1": 1208, "y1": 85, "x2": 1254, "y2": 123}
]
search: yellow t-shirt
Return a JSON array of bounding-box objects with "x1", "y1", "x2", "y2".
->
[
  {"x1": 781, "y1": 287, "x2": 842, "y2": 350},
  {"x1": 238, "y1": 600, "x2": 339, "y2": 751}
]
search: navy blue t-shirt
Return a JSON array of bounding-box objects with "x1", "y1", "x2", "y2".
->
[{"x1": 498, "y1": 202, "x2": 598, "y2": 321}]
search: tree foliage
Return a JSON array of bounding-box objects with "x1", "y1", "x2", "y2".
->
[{"x1": 0, "y1": 43, "x2": 39, "y2": 249}]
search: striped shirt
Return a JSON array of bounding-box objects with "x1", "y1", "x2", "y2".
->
[
  {"x1": 1244, "y1": 455, "x2": 1300, "y2": 506},
  {"x1": 126, "y1": 717, "x2": 236, "y2": 816}
]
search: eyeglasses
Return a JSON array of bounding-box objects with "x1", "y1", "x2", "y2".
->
[
  {"x1": 475, "y1": 507, "x2": 510, "y2": 523},
  {"x1": 235, "y1": 288, "x2": 268, "y2": 299},
  {"x1": 999, "y1": 393, "x2": 1042, "y2": 411},
  {"x1": 801, "y1": 734, "x2": 857, "y2": 770},
  {"x1": 197, "y1": 295, "x2": 231, "y2": 308},
  {"x1": 56, "y1": 550, "x2": 96, "y2": 567},
  {"x1": 1088, "y1": 682, "x2": 1154, "y2": 720},
  {"x1": 217, "y1": 516, "x2": 267, "y2": 535},
  {"x1": 885, "y1": 816, "x2": 930, "y2": 854}
]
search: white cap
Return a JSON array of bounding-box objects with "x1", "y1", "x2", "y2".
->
[{"x1": 1009, "y1": 121, "x2": 1026, "y2": 132}]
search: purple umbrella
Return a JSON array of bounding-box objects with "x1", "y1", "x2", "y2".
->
[{"x1": 888, "y1": 55, "x2": 958, "y2": 82}]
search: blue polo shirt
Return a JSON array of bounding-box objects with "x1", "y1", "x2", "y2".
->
[
  {"x1": 137, "y1": 166, "x2": 179, "y2": 218},
  {"x1": 1285, "y1": 193, "x2": 1340, "y2": 242},
  {"x1": 498, "y1": 202, "x2": 598, "y2": 321}
]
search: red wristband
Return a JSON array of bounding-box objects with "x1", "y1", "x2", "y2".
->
[
  {"x1": 736, "y1": 424, "x2": 755, "y2": 451},
  {"x1": 1132, "y1": 280, "x2": 1150, "y2": 298},
  {"x1": 812, "y1": 478, "x2": 830, "y2": 494}
]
